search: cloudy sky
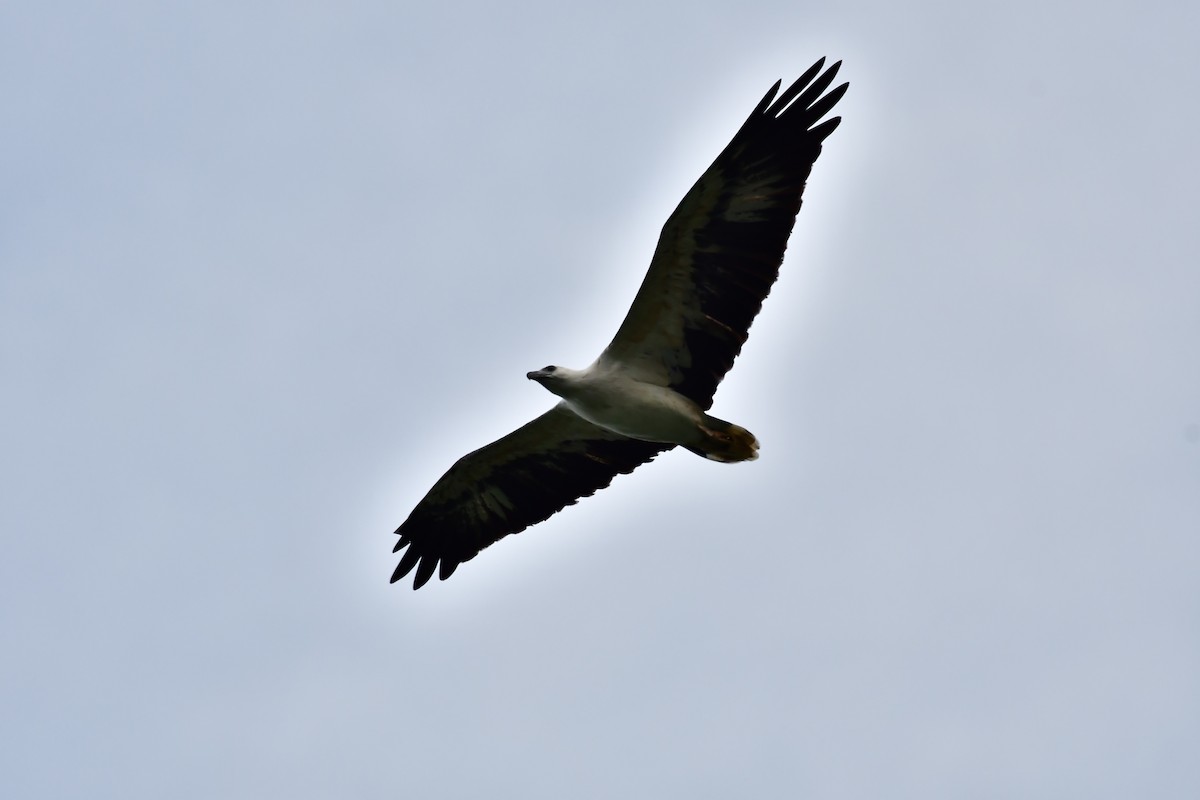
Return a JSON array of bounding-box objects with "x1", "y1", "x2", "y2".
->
[{"x1": 4, "y1": 1, "x2": 1198, "y2": 797}]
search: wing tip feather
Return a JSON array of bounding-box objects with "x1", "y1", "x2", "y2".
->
[
  {"x1": 413, "y1": 556, "x2": 437, "y2": 589},
  {"x1": 752, "y1": 78, "x2": 784, "y2": 116}
]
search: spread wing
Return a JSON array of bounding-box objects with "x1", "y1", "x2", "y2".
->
[
  {"x1": 599, "y1": 58, "x2": 848, "y2": 408},
  {"x1": 392, "y1": 404, "x2": 673, "y2": 589}
]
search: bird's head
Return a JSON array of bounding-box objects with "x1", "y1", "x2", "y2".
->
[
  {"x1": 526, "y1": 364, "x2": 560, "y2": 384},
  {"x1": 526, "y1": 364, "x2": 576, "y2": 397}
]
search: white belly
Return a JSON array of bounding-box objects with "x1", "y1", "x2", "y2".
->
[{"x1": 562, "y1": 374, "x2": 702, "y2": 444}]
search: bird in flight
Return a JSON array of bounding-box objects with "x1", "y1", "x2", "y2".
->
[{"x1": 392, "y1": 58, "x2": 848, "y2": 589}]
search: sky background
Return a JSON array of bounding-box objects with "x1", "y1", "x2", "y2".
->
[{"x1": 3, "y1": 1, "x2": 1199, "y2": 797}]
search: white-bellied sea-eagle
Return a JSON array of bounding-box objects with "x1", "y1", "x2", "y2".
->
[{"x1": 392, "y1": 58, "x2": 848, "y2": 589}]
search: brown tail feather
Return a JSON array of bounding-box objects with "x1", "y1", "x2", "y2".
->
[{"x1": 689, "y1": 416, "x2": 759, "y2": 463}]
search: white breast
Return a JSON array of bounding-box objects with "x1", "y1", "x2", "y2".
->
[{"x1": 562, "y1": 369, "x2": 703, "y2": 444}]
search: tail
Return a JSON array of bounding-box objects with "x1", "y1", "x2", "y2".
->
[{"x1": 685, "y1": 415, "x2": 760, "y2": 463}]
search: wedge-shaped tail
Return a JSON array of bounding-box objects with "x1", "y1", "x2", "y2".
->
[{"x1": 687, "y1": 416, "x2": 760, "y2": 463}]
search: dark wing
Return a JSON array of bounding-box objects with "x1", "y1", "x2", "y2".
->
[
  {"x1": 599, "y1": 58, "x2": 847, "y2": 409},
  {"x1": 392, "y1": 403, "x2": 673, "y2": 589}
]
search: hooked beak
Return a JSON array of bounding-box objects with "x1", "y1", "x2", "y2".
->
[{"x1": 526, "y1": 370, "x2": 544, "y2": 381}]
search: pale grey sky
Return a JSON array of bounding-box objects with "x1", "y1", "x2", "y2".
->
[{"x1": 3, "y1": 1, "x2": 1199, "y2": 797}]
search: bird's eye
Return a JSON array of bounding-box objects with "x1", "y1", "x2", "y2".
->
[{"x1": 543, "y1": 365, "x2": 556, "y2": 373}]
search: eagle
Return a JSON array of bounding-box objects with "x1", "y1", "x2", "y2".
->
[{"x1": 392, "y1": 58, "x2": 848, "y2": 589}]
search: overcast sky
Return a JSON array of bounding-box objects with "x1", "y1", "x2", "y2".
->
[{"x1": 3, "y1": 1, "x2": 1199, "y2": 797}]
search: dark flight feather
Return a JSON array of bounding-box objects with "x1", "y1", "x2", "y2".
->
[
  {"x1": 392, "y1": 405, "x2": 672, "y2": 589},
  {"x1": 600, "y1": 59, "x2": 847, "y2": 407}
]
